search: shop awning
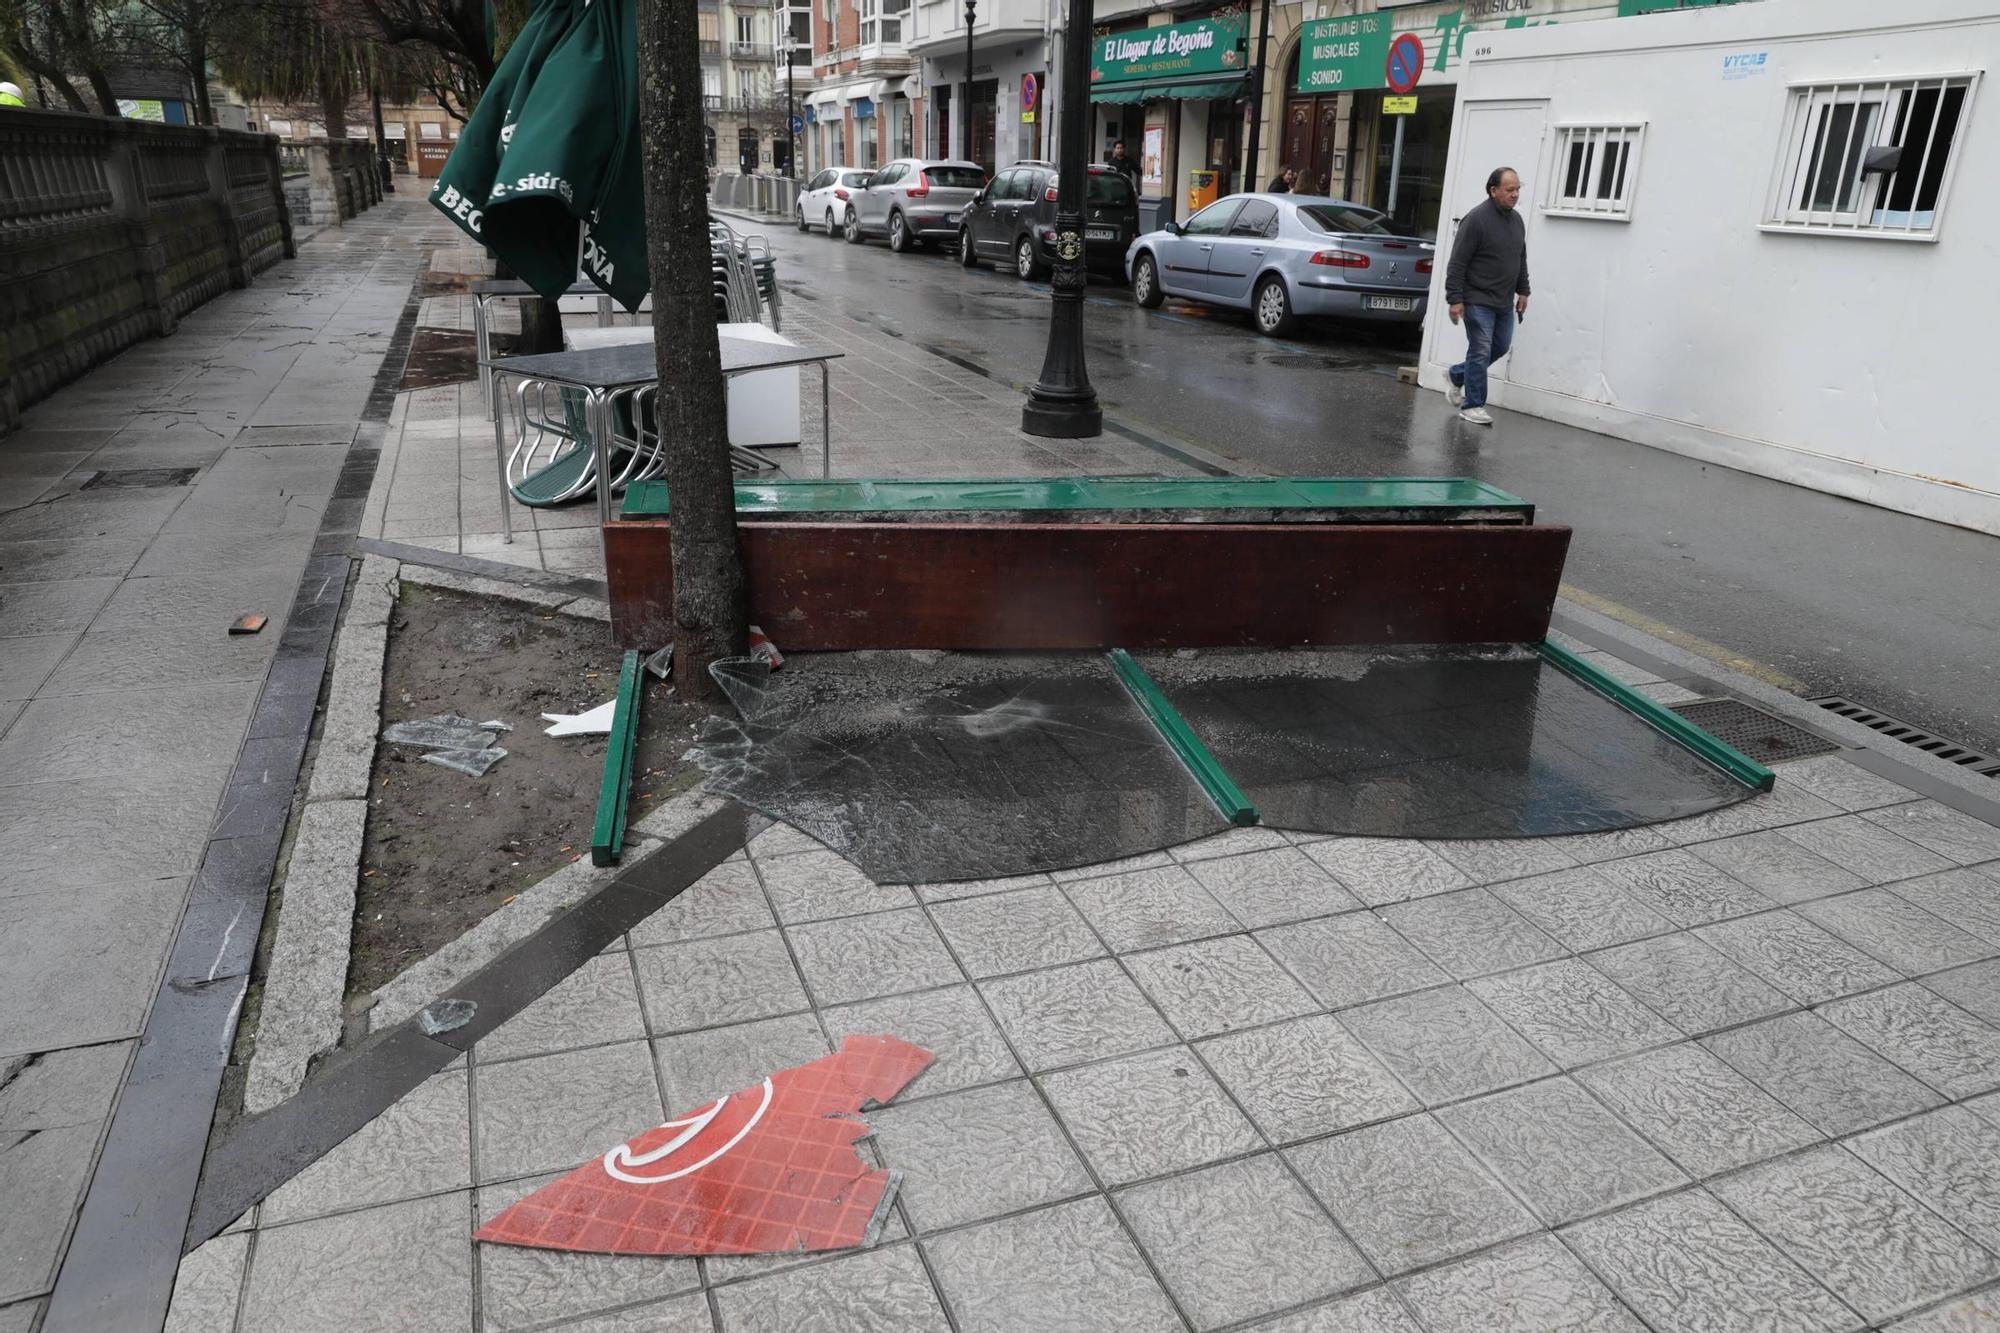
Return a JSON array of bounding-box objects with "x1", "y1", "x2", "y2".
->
[{"x1": 1090, "y1": 74, "x2": 1247, "y2": 105}]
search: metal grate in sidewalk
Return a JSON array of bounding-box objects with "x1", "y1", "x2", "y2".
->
[
  {"x1": 1810, "y1": 696, "x2": 2000, "y2": 778},
  {"x1": 1667, "y1": 699, "x2": 1839, "y2": 764}
]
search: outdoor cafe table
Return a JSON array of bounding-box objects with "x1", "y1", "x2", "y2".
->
[
  {"x1": 470, "y1": 278, "x2": 623, "y2": 422},
  {"x1": 480, "y1": 335, "x2": 845, "y2": 547}
]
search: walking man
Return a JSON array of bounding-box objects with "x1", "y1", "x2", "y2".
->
[
  {"x1": 1445, "y1": 166, "x2": 1530, "y2": 426},
  {"x1": 1109, "y1": 139, "x2": 1140, "y2": 188}
]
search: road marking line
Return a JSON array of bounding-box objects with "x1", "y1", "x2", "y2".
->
[{"x1": 1559, "y1": 583, "x2": 1808, "y2": 693}]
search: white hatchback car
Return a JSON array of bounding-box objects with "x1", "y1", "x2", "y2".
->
[{"x1": 797, "y1": 167, "x2": 874, "y2": 236}]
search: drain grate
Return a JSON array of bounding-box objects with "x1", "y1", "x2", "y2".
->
[
  {"x1": 1811, "y1": 697, "x2": 2000, "y2": 778},
  {"x1": 1668, "y1": 699, "x2": 1840, "y2": 764},
  {"x1": 79, "y1": 467, "x2": 200, "y2": 490}
]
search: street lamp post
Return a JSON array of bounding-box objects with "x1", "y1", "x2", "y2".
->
[
  {"x1": 962, "y1": 0, "x2": 977, "y2": 162},
  {"x1": 786, "y1": 36, "x2": 798, "y2": 179},
  {"x1": 1021, "y1": 0, "x2": 1102, "y2": 437}
]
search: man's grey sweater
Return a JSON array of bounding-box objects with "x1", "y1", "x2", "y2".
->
[{"x1": 1444, "y1": 197, "x2": 1530, "y2": 309}]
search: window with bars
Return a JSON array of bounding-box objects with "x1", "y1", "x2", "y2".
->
[
  {"x1": 1765, "y1": 75, "x2": 1977, "y2": 240},
  {"x1": 1545, "y1": 124, "x2": 1643, "y2": 220}
]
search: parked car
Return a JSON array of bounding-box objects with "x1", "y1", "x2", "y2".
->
[
  {"x1": 1125, "y1": 194, "x2": 1433, "y2": 336},
  {"x1": 845, "y1": 158, "x2": 987, "y2": 252},
  {"x1": 960, "y1": 162, "x2": 1140, "y2": 281},
  {"x1": 797, "y1": 166, "x2": 874, "y2": 236}
]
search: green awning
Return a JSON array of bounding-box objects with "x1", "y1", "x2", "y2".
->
[{"x1": 1090, "y1": 74, "x2": 1247, "y2": 105}]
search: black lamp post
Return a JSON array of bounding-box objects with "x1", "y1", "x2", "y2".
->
[
  {"x1": 1021, "y1": 0, "x2": 1102, "y2": 438},
  {"x1": 962, "y1": 0, "x2": 977, "y2": 161},
  {"x1": 785, "y1": 32, "x2": 798, "y2": 179}
]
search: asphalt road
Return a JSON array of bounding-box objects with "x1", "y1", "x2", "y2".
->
[{"x1": 765, "y1": 217, "x2": 2000, "y2": 760}]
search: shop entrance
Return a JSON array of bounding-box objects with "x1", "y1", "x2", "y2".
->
[
  {"x1": 1368, "y1": 85, "x2": 1457, "y2": 239},
  {"x1": 1282, "y1": 46, "x2": 1346, "y2": 198},
  {"x1": 969, "y1": 78, "x2": 998, "y2": 171}
]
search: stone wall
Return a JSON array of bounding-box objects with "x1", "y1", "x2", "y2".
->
[{"x1": 0, "y1": 110, "x2": 324, "y2": 434}]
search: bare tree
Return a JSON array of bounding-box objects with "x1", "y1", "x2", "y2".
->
[
  {"x1": 1, "y1": 0, "x2": 127, "y2": 113},
  {"x1": 637, "y1": 0, "x2": 746, "y2": 700}
]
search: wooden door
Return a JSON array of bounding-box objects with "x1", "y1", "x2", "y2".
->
[{"x1": 1309, "y1": 97, "x2": 1340, "y2": 195}]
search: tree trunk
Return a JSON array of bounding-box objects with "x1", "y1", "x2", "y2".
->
[
  {"x1": 188, "y1": 23, "x2": 213, "y2": 126},
  {"x1": 636, "y1": 0, "x2": 745, "y2": 702},
  {"x1": 85, "y1": 64, "x2": 118, "y2": 116},
  {"x1": 518, "y1": 299, "x2": 564, "y2": 353}
]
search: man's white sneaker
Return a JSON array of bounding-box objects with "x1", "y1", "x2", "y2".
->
[
  {"x1": 1446, "y1": 381, "x2": 1464, "y2": 407},
  {"x1": 1459, "y1": 406, "x2": 1494, "y2": 425}
]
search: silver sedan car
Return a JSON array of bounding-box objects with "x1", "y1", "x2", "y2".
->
[{"x1": 1125, "y1": 194, "x2": 1433, "y2": 336}]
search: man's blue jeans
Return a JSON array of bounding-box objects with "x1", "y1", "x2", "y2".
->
[{"x1": 1449, "y1": 303, "x2": 1516, "y2": 409}]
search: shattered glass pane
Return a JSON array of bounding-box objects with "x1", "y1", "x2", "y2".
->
[
  {"x1": 695, "y1": 652, "x2": 1229, "y2": 883},
  {"x1": 1139, "y1": 646, "x2": 1755, "y2": 838},
  {"x1": 383, "y1": 717, "x2": 501, "y2": 750}
]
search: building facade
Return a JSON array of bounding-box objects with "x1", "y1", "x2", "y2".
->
[
  {"x1": 799, "y1": 0, "x2": 921, "y2": 174},
  {"x1": 1418, "y1": 0, "x2": 1993, "y2": 533},
  {"x1": 908, "y1": 0, "x2": 1049, "y2": 173},
  {"x1": 705, "y1": 0, "x2": 794, "y2": 175}
]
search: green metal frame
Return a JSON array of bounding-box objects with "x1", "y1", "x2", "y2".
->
[
  {"x1": 591, "y1": 649, "x2": 644, "y2": 866},
  {"x1": 1107, "y1": 648, "x2": 1259, "y2": 826},
  {"x1": 1536, "y1": 639, "x2": 1776, "y2": 793}
]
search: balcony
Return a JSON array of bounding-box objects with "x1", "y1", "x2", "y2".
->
[
  {"x1": 731, "y1": 41, "x2": 776, "y2": 60},
  {"x1": 699, "y1": 38, "x2": 721, "y2": 57}
]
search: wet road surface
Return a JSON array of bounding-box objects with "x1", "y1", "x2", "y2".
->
[{"x1": 764, "y1": 217, "x2": 2000, "y2": 760}]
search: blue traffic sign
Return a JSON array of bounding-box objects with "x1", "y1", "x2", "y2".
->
[
  {"x1": 1386, "y1": 33, "x2": 1424, "y2": 96},
  {"x1": 789, "y1": 114, "x2": 804, "y2": 135}
]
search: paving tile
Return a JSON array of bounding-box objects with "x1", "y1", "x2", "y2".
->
[
  {"x1": 1703, "y1": 1011, "x2": 1944, "y2": 1136},
  {"x1": 0, "y1": 634, "x2": 77, "y2": 703},
  {"x1": 1658, "y1": 782, "x2": 1843, "y2": 842},
  {"x1": 1254, "y1": 1289, "x2": 1424, "y2": 1333},
  {"x1": 0, "y1": 878, "x2": 186, "y2": 1055},
  {"x1": 1579, "y1": 1042, "x2": 1821, "y2": 1177},
  {"x1": 1593, "y1": 849, "x2": 1774, "y2": 927},
  {"x1": 1061, "y1": 865, "x2": 1240, "y2": 952},
  {"x1": 713, "y1": 1244, "x2": 948, "y2": 1332},
  {"x1": 1777, "y1": 815, "x2": 1956, "y2": 886},
  {"x1": 1491, "y1": 866, "x2": 1677, "y2": 953},
  {"x1": 1467, "y1": 960, "x2": 1678, "y2": 1067},
  {"x1": 0, "y1": 1119, "x2": 99, "y2": 1305},
  {"x1": 474, "y1": 954, "x2": 648, "y2": 1065},
  {"x1": 264, "y1": 1069, "x2": 470, "y2": 1224},
  {"x1": 1885, "y1": 1291, "x2": 2000, "y2": 1331},
  {"x1": 1854, "y1": 1107, "x2": 2000, "y2": 1252},
  {"x1": 1686, "y1": 831, "x2": 1869, "y2": 905},
  {"x1": 1820, "y1": 983, "x2": 2000, "y2": 1099},
  {"x1": 0, "y1": 771, "x2": 223, "y2": 888},
  {"x1": 1438, "y1": 1077, "x2": 1686, "y2": 1225},
  {"x1": 473, "y1": 1040, "x2": 664, "y2": 1183},
  {"x1": 1123, "y1": 935, "x2": 1317, "y2": 1039},
  {"x1": 756, "y1": 848, "x2": 914, "y2": 923},
  {"x1": 1046, "y1": 849, "x2": 1174, "y2": 883},
  {"x1": 1300, "y1": 837, "x2": 1472, "y2": 906},
  {"x1": 1797, "y1": 888, "x2": 1994, "y2": 975},
  {"x1": 1565, "y1": 1188, "x2": 1857, "y2": 1333},
  {"x1": 1585, "y1": 932, "x2": 1792, "y2": 1036},
  {"x1": 654, "y1": 1012, "x2": 832, "y2": 1110},
  {"x1": 1169, "y1": 826, "x2": 1294, "y2": 862},
  {"x1": 1039, "y1": 1045, "x2": 1260, "y2": 1186},
  {"x1": 1422, "y1": 837, "x2": 1579, "y2": 885},
  {"x1": 1894, "y1": 869, "x2": 2000, "y2": 947},
  {"x1": 1711, "y1": 1145, "x2": 1999, "y2": 1324},
  {"x1": 913, "y1": 871, "x2": 1053, "y2": 904},
  {"x1": 821, "y1": 985, "x2": 1021, "y2": 1097},
  {"x1": 537, "y1": 1291, "x2": 714, "y2": 1331},
  {"x1": 238, "y1": 1193, "x2": 474, "y2": 1333},
  {"x1": 868, "y1": 1080, "x2": 1092, "y2": 1231},
  {"x1": 1338, "y1": 985, "x2": 1555, "y2": 1106},
  {"x1": 922, "y1": 1198, "x2": 1182, "y2": 1333},
  {"x1": 1925, "y1": 959, "x2": 2000, "y2": 1027},
  {"x1": 928, "y1": 886, "x2": 1103, "y2": 978},
  {"x1": 978, "y1": 959, "x2": 1175, "y2": 1072},
  {"x1": 0, "y1": 576, "x2": 119, "y2": 634},
  {"x1": 475, "y1": 1171, "x2": 701, "y2": 1331},
  {"x1": 631, "y1": 930, "x2": 809, "y2": 1034},
  {"x1": 1117, "y1": 1153, "x2": 1372, "y2": 1330},
  {"x1": 1864, "y1": 802, "x2": 2000, "y2": 866},
  {"x1": 746, "y1": 823, "x2": 831, "y2": 861},
  {"x1": 1695, "y1": 910, "x2": 1901, "y2": 1005},
  {"x1": 1255, "y1": 913, "x2": 1447, "y2": 1010},
  {"x1": 0, "y1": 678, "x2": 257, "y2": 784},
  {"x1": 1541, "y1": 824, "x2": 1675, "y2": 865},
  {"x1": 787, "y1": 908, "x2": 962, "y2": 1007},
  {"x1": 1777, "y1": 755, "x2": 1923, "y2": 813},
  {"x1": 1183, "y1": 847, "x2": 1363, "y2": 930},
  {"x1": 1377, "y1": 887, "x2": 1566, "y2": 979},
  {"x1": 1287, "y1": 1113, "x2": 1536, "y2": 1276},
  {"x1": 164, "y1": 1231, "x2": 249, "y2": 1333},
  {"x1": 627, "y1": 857, "x2": 776, "y2": 946},
  {"x1": 1197, "y1": 1013, "x2": 1417, "y2": 1143},
  {"x1": 1396, "y1": 1234, "x2": 1646, "y2": 1332}
]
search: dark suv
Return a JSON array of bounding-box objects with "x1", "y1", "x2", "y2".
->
[{"x1": 959, "y1": 162, "x2": 1140, "y2": 281}]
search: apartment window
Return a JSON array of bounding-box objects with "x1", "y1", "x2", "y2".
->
[
  {"x1": 1544, "y1": 123, "x2": 1643, "y2": 220},
  {"x1": 859, "y1": 0, "x2": 907, "y2": 45},
  {"x1": 1764, "y1": 75, "x2": 1977, "y2": 240},
  {"x1": 736, "y1": 13, "x2": 753, "y2": 41}
]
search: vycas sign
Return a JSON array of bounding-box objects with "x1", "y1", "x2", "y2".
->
[{"x1": 1092, "y1": 15, "x2": 1247, "y2": 85}]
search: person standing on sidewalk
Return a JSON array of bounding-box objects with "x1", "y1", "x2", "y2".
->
[
  {"x1": 1445, "y1": 167, "x2": 1530, "y2": 426},
  {"x1": 1109, "y1": 140, "x2": 1140, "y2": 189}
]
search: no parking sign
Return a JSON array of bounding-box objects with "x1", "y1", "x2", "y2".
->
[
  {"x1": 1021, "y1": 72, "x2": 1038, "y2": 123},
  {"x1": 1386, "y1": 33, "x2": 1424, "y2": 95}
]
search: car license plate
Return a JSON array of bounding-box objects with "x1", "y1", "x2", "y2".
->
[
  {"x1": 944, "y1": 212, "x2": 960, "y2": 225},
  {"x1": 1365, "y1": 296, "x2": 1416, "y2": 312},
  {"x1": 1086, "y1": 227, "x2": 1118, "y2": 241}
]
